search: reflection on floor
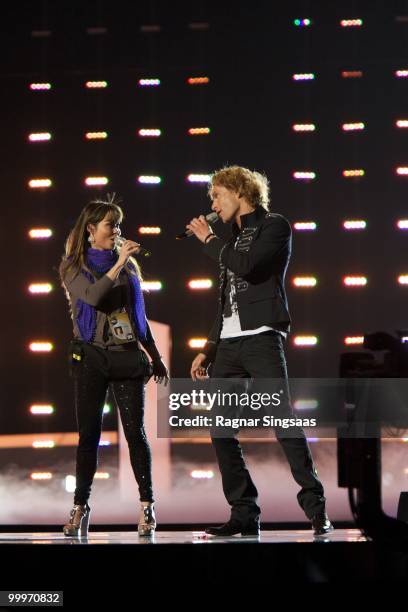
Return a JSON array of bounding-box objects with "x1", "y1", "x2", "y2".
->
[{"x1": 0, "y1": 528, "x2": 366, "y2": 545}]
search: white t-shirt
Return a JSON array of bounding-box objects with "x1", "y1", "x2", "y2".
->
[{"x1": 220, "y1": 267, "x2": 287, "y2": 340}]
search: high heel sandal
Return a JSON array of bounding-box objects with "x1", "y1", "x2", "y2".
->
[
  {"x1": 63, "y1": 504, "x2": 91, "y2": 537},
  {"x1": 138, "y1": 502, "x2": 156, "y2": 536}
]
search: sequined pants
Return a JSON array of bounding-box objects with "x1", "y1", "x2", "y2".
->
[{"x1": 71, "y1": 343, "x2": 153, "y2": 505}]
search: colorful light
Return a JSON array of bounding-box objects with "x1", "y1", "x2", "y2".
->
[
  {"x1": 397, "y1": 219, "x2": 408, "y2": 229},
  {"x1": 32, "y1": 440, "x2": 55, "y2": 449},
  {"x1": 344, "y1": 336, "x2": 364, "y2": 345},
  {"x1": 292, "y1": 73, "x2": 315, "y2": 81},
  {"x1": 191, "y1": 402, "x2": 211, "y2": 411},
  {"x1": 94, "y1": 472, "x2": 110, "y2": 479},
  {"x1": 28, "y1": 179, "x2": 52, "y2": 189},
  {"x1": 29, "y1": 83, "x2": 51, "y2": 90},
  {"x1": 398, "y1": 275, "x2": 408, "y2": 285},
  {"x1": 342, "y1": 169, "x2": 365, "y2": 177},
  {"x1": 188, "y1": 127, "x2": 211, "y2": 135},
  {"x1": 343, "y1": 276, "x2": 367, "y2": 286},
  {"x1": 341, "y1": 71, "x2": 363, "y2": 78},
  {"x1": 85, "y1": 81, "x2": 108, "y2": 88},
  {"x1": 396, "y1": 167, "x2": 408, "y2": 175},
  {"x1": 30, "y1": 405, "x2": 54, "y2": 415},
  {"x1": 293, "y1": 172, "x2": 316, "y2": 180},
  {"x1": 138, "y1": 227, "x2": 161, "y2": 235},
  {"x1": 191, "y1": 470, "x2": 214, "y2": 479},
  {"x1": 292, "y1": 277, "x2": 317, "y2": 287},
  {"x1": 138, "y1": 176, "x2": 162, "y2": 184},
  {"x1": 141, "y1": 281, "x2": 162, "y2": 291},
  {"x1": 342, "y1": 122, "x2": 365, "y2": 131},
  {"x1": 85, "y1": 176, "x2": 109, "y2": 186},
  {"x1": 187, "y1": 174, "x2": 211, "y2": 183},
  {"x1": 293, "y1": 222, "x2": 317, "y2": 231},
  {"x1": 343, "y1": 220, "x2": 367, "y2": 230},
  {"x1": 187, "y1": 77, "x2": 209, "y2": 85},
  {"x1": 28, "y1": 133, "x2": 52, "y2": 142},
  {"x1": 340, "y1": 19, "x2": 363, "y2": 27},
  {"x1": 65, "y1": 476, "x2": 76, "y2": 493},
  {"x1": 28, "y1": 228, "x2": 53, "y2": 239},
  {"x1": 292, "y1": 123, "x2": 316, "y2": 132},
  {"x1": 138, "y1": 78, "x2": 160, "y2": 86},
  {"x1": 138, "y1": 129, "x2": 161, "y2": 137},
  {"x1": 395, "y1": 70, "x2": 408, "y2": 78},
  {"x1": 29, "y1": 342, "x2": 53, "y2": 352},
  {"x1": 31, "y1": 472, "x2": 52, "y2": 480},
  {"x1": 85, "y1": 132, "x2": 108, "y2": 140},
  {"x1": 28, "y1": 283, "x2": 53, "y2": 294},
  {"x1": 396, "y1": 120, "x2": 408, "y2": 128},
  {"x1": 293, "y1": 18, "x2": 312, "y2": 27},
  {"x1": 293, "y1": 336, "x2": 318, "y2": 346},
  {"x1": 188, "y1": 338, "x2": 207, "y2": 349},
  {"x1": 188, "y1": 279, "x2": 213, "y2": 290},
  {"x1": 294, "y1": 399, "x2": 319, "y2": 410}
]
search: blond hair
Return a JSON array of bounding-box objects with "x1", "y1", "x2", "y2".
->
[{"x1": 209, "y1": 166, "x2": 270, "y2": 210}]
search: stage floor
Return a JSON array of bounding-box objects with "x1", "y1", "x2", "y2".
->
[{"x1": 0, "y1": 528, "x2": 365, "y2": 545}]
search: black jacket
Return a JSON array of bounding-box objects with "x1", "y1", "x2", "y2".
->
[{"x1": 202, "y1": 206, "x2": 292, "y2": 362}]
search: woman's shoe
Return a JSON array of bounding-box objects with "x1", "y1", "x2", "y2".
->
[
  {"x1": 63, "y1": 503, "x2": 91, "y2": 537},
  {"x1": 138, "y1": 501, "x2": 156, "y2": 536}
]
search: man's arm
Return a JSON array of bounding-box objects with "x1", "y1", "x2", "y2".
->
[
  {"x1": 203, "y1": 216, "x2": 291, "y2": 277},
  {"x1": 201, "y1": 311, "x2": 222, "y2": 364}
]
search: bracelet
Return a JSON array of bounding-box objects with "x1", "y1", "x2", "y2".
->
[{"x1": 204, "y1": 233, "x2": 214, "y2": 244}]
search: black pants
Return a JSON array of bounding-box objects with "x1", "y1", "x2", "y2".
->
[
  {"x1": 71, "y1": 343, "x2": 153, "y2": 505},
  {"x1": 210, "y1": 331, "x2": 326, "y2": 522}
]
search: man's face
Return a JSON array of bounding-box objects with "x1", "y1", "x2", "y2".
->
[
  {"x1": 88, "y1": 213, "x2": 121, "y2": 250},
  {"x1": 210, "y1": 184, "x2": 241, "y2": 223}
]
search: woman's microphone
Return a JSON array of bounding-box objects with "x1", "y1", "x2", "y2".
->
[
  {"x1": 114, "y1": 236, "x2": 151, "y2": 257},
  {"x1": 176, "y1": 212, "x2": 219, "y2": 240}
]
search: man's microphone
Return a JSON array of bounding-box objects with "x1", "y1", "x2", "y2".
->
[
  {"x1": 176, "y1": 212, "x2": 219, "y2": 240},
  {"x1": 114, "y1": 236, "x2": 151, "y2": 257}
]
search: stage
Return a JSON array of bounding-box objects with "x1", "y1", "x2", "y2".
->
[
  {"x1": 2, "y1": 526, "x2": 408, "y2": 589},
  {"x1": 0, "y1": 527, "x2": 363, "y2": 545}
]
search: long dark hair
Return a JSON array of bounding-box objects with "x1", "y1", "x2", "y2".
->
[{"x1": 59, "y1": 194, "x2": 142, "y2": 289}]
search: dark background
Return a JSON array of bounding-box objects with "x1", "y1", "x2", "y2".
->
[{"x1": 1, "y1": 0, "x2": 407, "y2": 433}]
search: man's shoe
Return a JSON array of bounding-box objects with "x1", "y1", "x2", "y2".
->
[
  {"x1": 311, "y1": 512, "x2": 334, "y2": 536},
  {"x1": 205, "y1": 518, "x2": 260, "y2": 537}
]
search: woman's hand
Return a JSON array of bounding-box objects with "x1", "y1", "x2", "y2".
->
[
  {"x1": 152, "y1": 357, "x2": 169, "y2": 386},
  {"x1": 117, "y1": 240, "x2": 142, "y2": 267}
]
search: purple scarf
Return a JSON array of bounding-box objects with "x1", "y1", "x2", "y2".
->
[{"x1": 76, "y1": 248, "x2": 147, "y2": 343}]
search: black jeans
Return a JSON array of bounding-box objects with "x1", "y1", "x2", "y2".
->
[
  {"x1": 210, "y1": 331, "x2": 326, "y2": 522},
  {"x1": 71, "y1": 343, "x2": 153, "y2": 505}
]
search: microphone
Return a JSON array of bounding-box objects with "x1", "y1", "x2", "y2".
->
[
  {"x1": 176, "y1": 212, "x2": 219, "y2": 240},
  {"x1": 114, "y1": 236, "x2": 151, "y2": 257}
]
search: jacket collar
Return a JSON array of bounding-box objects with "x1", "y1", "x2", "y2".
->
[{"x1": 232, "y1": 206, "x2": 267, "y2": 236}]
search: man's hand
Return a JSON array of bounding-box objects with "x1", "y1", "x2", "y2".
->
[
  {"x1": 190, "y1": 353, "x2": 209, "y2": 380},
  {"x1": 186, "y1": 215, "x2": 214, "y2": 243}
]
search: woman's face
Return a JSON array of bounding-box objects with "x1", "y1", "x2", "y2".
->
[{"x1": 87, "y1": 213, "x2": 121, "y2": 250}]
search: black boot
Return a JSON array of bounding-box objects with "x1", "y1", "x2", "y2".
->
[
  {"x1": 205, "y1": 517, "x2": 260, "y2": 537},
  {"x1": 311, "y1": 512, "x2": 334, "y2": 536}
]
